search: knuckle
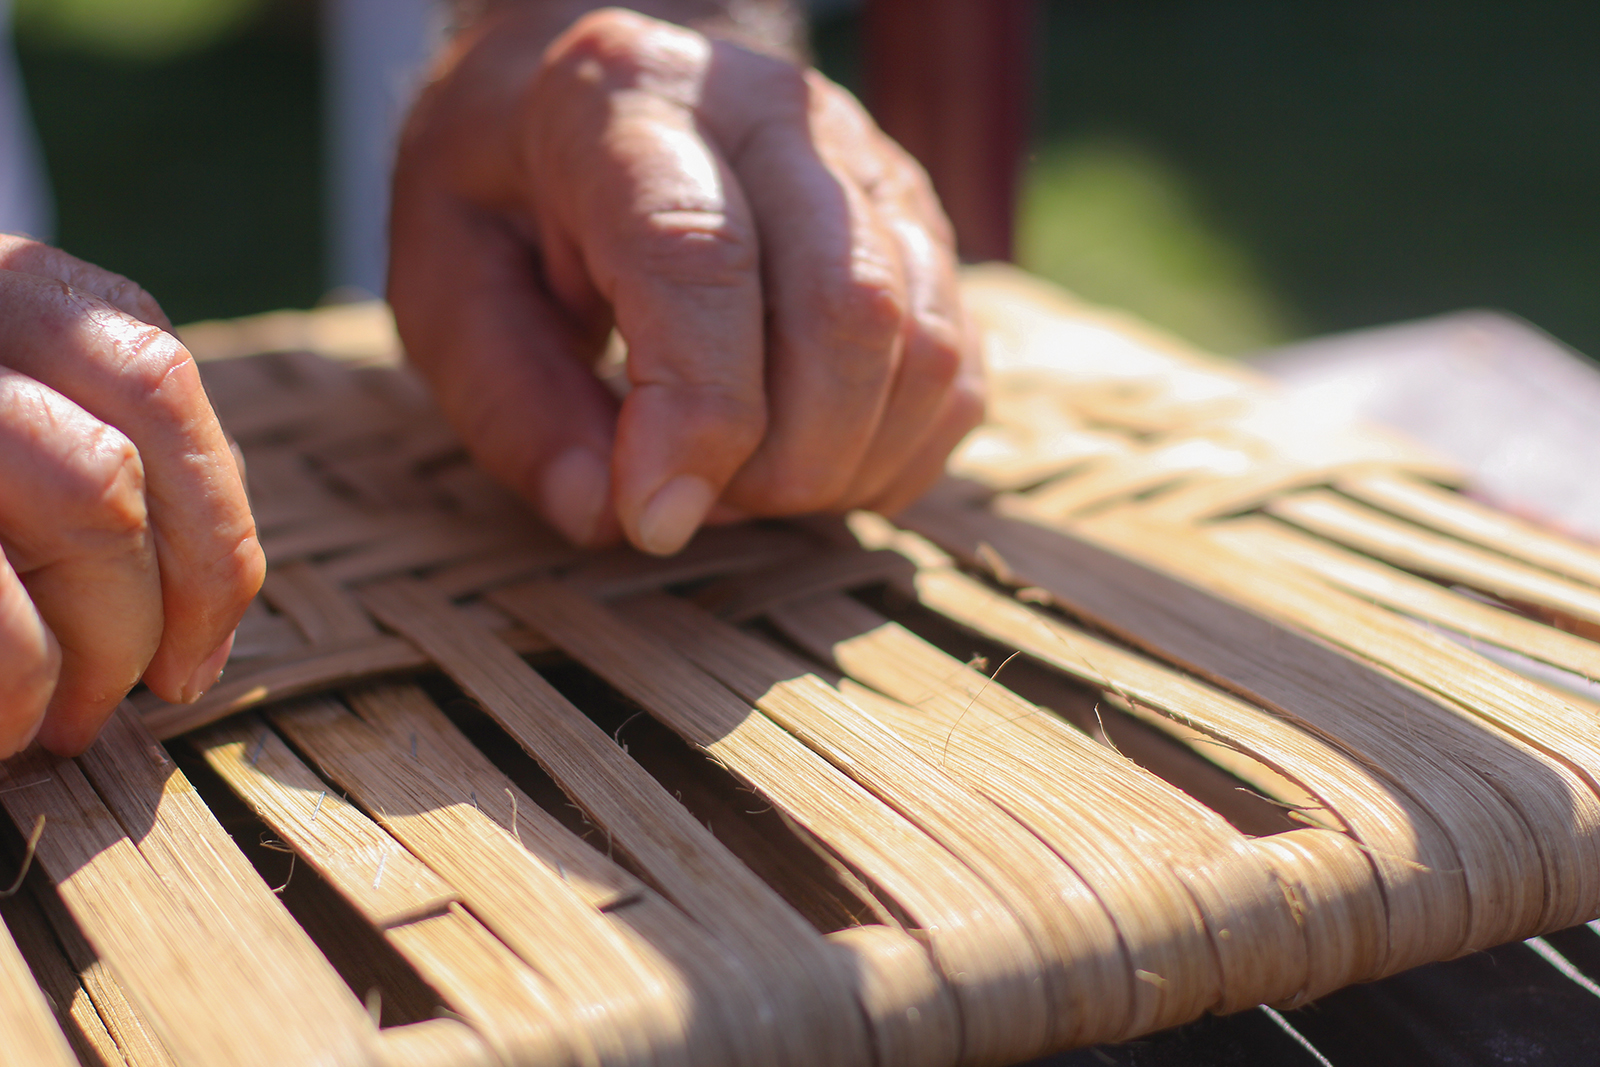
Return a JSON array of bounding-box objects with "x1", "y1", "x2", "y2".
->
[
  {"x1": 202, "y1": 531, "x2": 267, "y2": 622},
  {"x1": 69, "y1": 427, "x2": 150, "y2": 542},
  {"x1": 548, "y1": 8, "x2": 701, "y2": 86},
  {"x1": 634, "y1": 211, "x2": 758, "y2": 288},
  {"x1": 945, "y1": 376, "x2": 988, "y2": 437},
  {"x1": 120, "y1": 326, "x2": 208, "y2": 431},
  {"x1": 901, "y1": 317, "x2": 965, "y2": 390},
  {"x1": 739, "y1": 58, "x2": 808, "y2": 113},
  {"x1": 678, "y1": 381, "x2": 767, "y2": 451},
  {"x1": 549, "y1": 9, "x2": 638, "y2": 69},
  {"x1": 813, "y1": 267, "x2": 905, "y2": 366},
  {"x1": 105, "y1": 276, "x2": 170, "y2": 329}
]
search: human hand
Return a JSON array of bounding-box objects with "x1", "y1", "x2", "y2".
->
[
  {"x1": 389, "y1": 6, "x2": 983, "y2": 556},
  {"x1": 0, "y1": 237, "x2": 263, "y2": 757}
]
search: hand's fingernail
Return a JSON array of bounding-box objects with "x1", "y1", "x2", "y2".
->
[
  {"x1": 637, "y1": 474, "x2": 715, "y2": 557},
  {"x1": 542, "y1": 447, "x2": 611, "y2": 546},
  {"x1": 182, "y1": 630, "x2": 235, "y2": 704}
]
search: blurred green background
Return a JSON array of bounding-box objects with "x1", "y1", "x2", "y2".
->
[{"x1": 14, "y1": 0, "x2": 1600, "y2": 356}]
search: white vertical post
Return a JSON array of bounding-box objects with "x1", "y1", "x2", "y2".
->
[
  {"x1": 0, "y1": 0, "x2": 53, "y2": 240},
  {"x1": 323, "y1": 0, "x2": 440, "y2": 298}
]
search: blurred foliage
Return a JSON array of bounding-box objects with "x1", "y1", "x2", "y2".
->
[
  {"x1": 1016, "y1": 137, "x2": 1293, "y2": 354},
  {"x1": 14, "y1": 3, "x2": 321, "y2": 324},
  {"x1": 14, "y1": 0, "x2": 266, "y2": 62},
  {"x1": 1032, "y1": 0, "x2": 1600, "y2": 356}
]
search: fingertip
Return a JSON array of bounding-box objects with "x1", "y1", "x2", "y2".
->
[
  {"x1": 180, "y1": 629, "x2": 235, "y2": 705},
  {"x1": 0, "y1": 588, "x2": 58, "y2": 760},
  {"x1": 541, "y1": 445, "x2": 613, "y2": 547},
  {"x1": 0, "y1": 698, "x2": 47, "y2": 762},
  {"x1": 34, "y1": 712, "x2": 99, "y2": 758},
  {"x1": 634, "y1": 473, "x2": 715, "y2": 556}
]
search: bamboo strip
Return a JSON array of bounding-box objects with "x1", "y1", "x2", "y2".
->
[
  {"x1": 1268, "y1": 489, "x2": 1600, "y2": 631},
  {"x1": 375, "y1": 1017, "x2": 497, "y2": 1067},
  {"x1": 317, "y1": 525, "x2": 528, "y2": 587},
  {"x1": 2, "y1": 889, "x2": 128, "y2": 1067},
  {"x1": 1126, "y1": 461, "x2": 1400, "y2": 525},
  {"x1": 0, "y1": 901, "x2": 86, "y2": 1067},
  {"x1": 767, "y1": 593, "x2": 1309, "y2": 1015},
  {"x1": 425, "y1": 547, "x2": 580, "y2": 599},
  {"x1": 896, "y1": 557, "x2": 1458, "y2": 990},
  {"x1": 0, "y1": 746, "x2": 377, "y2": 1066},
  {"x1": 232, "y1": 597, "x2": 310, "y2": 661},
  {"x1": 1249, "y1": 829, "x2": 1388, "y2": 1007},
  {"x1": 268, "y1": 694, "x2": 701, "y2": 1067},
  {"x1": 906, "y1": 499, "x2": 1544, "y2": 961},
  {"x1": 1215, "y1": 515, "x2": 1600, "y2": 682},
  {"x1": 1340, "y1": 470, "x2": 1600, "y2": 589},
  {"x1": 1023, "y1": 439, "x2": 1258, "y2": 521},
  {"x1": 825, "y1": 925, "x2": 962, "y2": 1067},
  {"x1": 381, "y1": 907, "x2": 574, "y2": 1067},
  {"x1": 77, "y1": 709, "x2": 382, "y2": 1057},
  {"x1": 1099, "y1": 516, "x2": 1600, "y2": 934},
  {"x1": 561, "y1": 525, "x2": 814, "y2": 600},
  {"x1": 198, "y1": 716, "x2": 459, "y2": 926},
  {"x1": 234, "y1": 449, "x2": 355, "y2": 534},
  {"x1": 327, "y1": 681, "x2": 881, "y2": 1067},
  {"x1": 358, "y1": 578, "x2": 874, "y2": 1067},
  {"x1": 494, "y1": 580, "x2": 1058, "y2": 1065},
  {"x1": 692, "y1": 548, "x2": 915, "y2": 623},
  {"x1": 616, "y1": 591, "x2": 1146, "y2": 1050},
  {"x1": 949, "y1": 425, "x2": 1125, "y2": 491},
  {"x1": 261, "y1": 513, "x2": 444, "y2": 568},
  {"x1": 141, "y1": 624, "x2": 554, "y2": 740},
  {"x1": 262, "y1": 559, "x2": 385, "y2": 643},
  {"x1": 28, "y1": 879, "x2": 179, "y2": 1067}
]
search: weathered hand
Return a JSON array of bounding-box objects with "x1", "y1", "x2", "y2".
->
[
  {"x1": 389, "y1": 6, "x2": 983, "y2": 556},
  {"x1": 0, "y1": 237, "x2": 263, "y2": 757}
]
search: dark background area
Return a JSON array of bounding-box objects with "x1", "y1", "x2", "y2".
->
[{"x1": 13, "y1": 0, "x2": 1600, "y2": 356}]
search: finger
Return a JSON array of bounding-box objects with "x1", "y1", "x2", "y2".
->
[
  {"x1": 0, "y1": 365, "x2": 161, "y2": 754},
  {"x1": 0, "y1": 548, "x2": 60, "y2": 758},
  {"x1": 699, "y1": 56, "x2": 908, "y2": 515},
  {"x1": 0, "y1": 234, "x2": 173, "y2": 330},
  {"x1": 533, "y1": 14, "x2": 767, "y2": 555},
  {"x1": 865, "y1": 365, "x2": 986, "y2": 518},
  {"x1": 0, "y1": 271, "x2": 262, "y2": 712},
  {"x1": 389, "y1": 155, "x2": 625, "y2": 548},
  {"x1": 836, "y1": 205, "x2": 972, "y2": 507}
]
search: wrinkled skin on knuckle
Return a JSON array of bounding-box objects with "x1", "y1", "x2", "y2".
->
[
  {"x1": 72, "y1": 427, "x2": 151, "y2": 552},
  {"x1": 103, "y1": 277, "x2": 171, "y2": 332},
  {"x1": 629, "y1": 209, "x2": 758, "y2": 289},
  {"x1": 114, "y1": 326, "x2": 214, "y2": 445},
  {"x1": 810, "y1": 265, "x2": 906, "y2": 375},
  {"x1": 711, "y1": 51, "x2": 810, "y2": 135},
  {"x1": 670, "y1": 379, "x2": 767, "y2": 454},
  {"x1": 901, "y1": 314, "x2": 965, "y2": 392},
  {"x1": 541, "y1": 7, "x2": 706, "y2": 101},
  {"x1": 195, "y1": 529, "x2": 266, "y2": 629},
  {"x1": 0, "y1": 239, "x2": 172, "y2": 329}
]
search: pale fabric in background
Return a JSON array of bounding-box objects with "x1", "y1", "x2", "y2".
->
[
  {"x1": 0, "y1": 0, "x2": 53, "y2": 240},
  {"x1": 323, "y1": 0, "x2": 439, "y2": 298}
]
